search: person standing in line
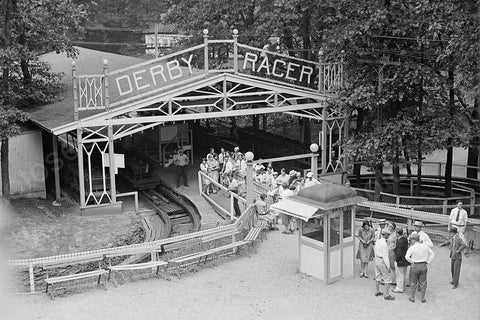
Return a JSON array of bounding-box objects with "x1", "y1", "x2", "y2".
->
[
  {"x1": 374, "y1": 219, "x2": 387, "y2": 241},
  {"x1": 206, "y1": 154, "x2": 219, "y2": 194},
  {"x1": 277, "y1": 168, "x2": 290, "y2": 186},
  {"x1": 218, "y1": 147, "x2": 226, "y2": 173},
  {"x1": 386, "y1": 222, "x2": 397, "y2": 285},
  {"x1": 173, "y1": 149, "x2": 189, "y2": 188},
  {"x1": 264, "y1": 165, "x2": 275, "y2": 188},
  {"x1": 279, "y1": 183, "x2": 295, "y2": 234},
  {"x1": 405, "y1": 233, "x2": 435, "y2": 303},
  {"x1": 412, "y1": 221, "x2": 434, "y2": 248},
  {"x1": 448, "y1": 200, "x2": 468, "y2": 242},
  {"x1": 356, "y1": 220, "x2": 375, "y2": 278},
  {"x1": 303, "y1": 171, "x2": 320, "y2": 188},
  {"x1": 199, "y1": 157, "x2": 210, "y2": 194},
  {"x1": 393, "y1": 228, "x2": 410, "y2": 293},
  {"x1": 228, "y1": 175, "x2": 245, "y2": 217},
  {"x1": 374, "y1": 228, "x2": 395, "y2": 300},
  {"x1": 439, "y1": 225, "x2": 468, "y2": 289}
]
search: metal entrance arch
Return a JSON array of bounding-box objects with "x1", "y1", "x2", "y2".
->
[{"x1": 54, "y1": 30, "x2": 348, "y2": 211}]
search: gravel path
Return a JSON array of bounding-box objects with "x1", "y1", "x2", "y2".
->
[{"x1": 6, "y1": 231, "x2": 480, "y2": 320}]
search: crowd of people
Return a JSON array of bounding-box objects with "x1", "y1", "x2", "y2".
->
[
  {"x1": 181, "y1": 146, "x2": 471, "y2": 303},
  {"x1": 197, "y1": 146, "x2": 322, "y2": 233},
  {"x1": 356, "y1": 200, "x2": 470, "y2": 302}
]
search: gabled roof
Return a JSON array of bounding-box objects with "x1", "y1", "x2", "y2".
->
[{"x1": 29, "y1": 47, "x2": 145, "y2": 132}]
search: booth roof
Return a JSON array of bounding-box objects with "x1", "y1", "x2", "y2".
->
[
  {"x1": 28, "y1": 47, "x2": 145, "y2": 132},
  {"x1": 288, "y1": 183, "x2": 366, "y2": 212}
]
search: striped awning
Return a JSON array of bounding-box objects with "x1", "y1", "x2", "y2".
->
[{"x1": 270, "y1": 199, "x2": 320, "y2": 222}]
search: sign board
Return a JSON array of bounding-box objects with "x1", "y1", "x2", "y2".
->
[{"x1": 103, "y1": 153, "x2": 125, "y2": 174}]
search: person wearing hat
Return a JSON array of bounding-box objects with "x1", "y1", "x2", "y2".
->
[
  {"x1": 374, "y1": 219, "x2": 387, "y2": 241},
  {"x1": 386, "y1": 222, "x2": 397, "y2": 285},
  {"x1": 264, "y1": 166, "x2": 275, "y2": 188},
  {"x1": 289, "y1": 172, "x2": 303, "y2": 192},
  {"x1": 304, "y1": 171, "x2": 320, "y2": 188},
  {"x1": 405, "y1": 233, "x2": 435, "y2": 303},
  {"x1": 448, "y1": 200, "x2": 468, "y2": 237},
  {"x1": 173, "y1": 148, "x2": 190, "y2": 188},
  {"x1": 413, "y1": 221, "x2": 434, "y2": 249},
  {"x1": 439, "y1": 225, "x2": 468, "y2": 289},
  {"x1": 393, "y1": 228, "x2": 410, "y2": 293},
  {"x1": 374, "y1": 227, "x2": 395, "y2": 300},
  {"x1": 279, "y1": 183, "x2": 295, "y2": 234}
]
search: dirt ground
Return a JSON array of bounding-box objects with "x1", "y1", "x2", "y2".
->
[
  {"x1": 4, "y1": 230, "x2": 480, "y2": 320},
  {"x1": 2, "y1": 197, "x2": 142, "y2": 260}
]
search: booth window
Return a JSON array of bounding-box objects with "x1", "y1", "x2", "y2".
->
[
  {"x1": 302, "y1": 218, "x2": 324, "y2": 242},
  {"x1": 329, "y1": 215, "x2": 341, "y2": 247},
  {"x1": 343, "y1": 210, "x2": 352, "y2": 239}
]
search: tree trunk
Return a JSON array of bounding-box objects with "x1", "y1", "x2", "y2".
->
[
  {"x1": 374, "y1": 162, "x2": 383, "y2": 201},
  {"x1": 2, "y1": 0, "x2": 12, "y2": 95},
  {"x1": 300, "y1": 119, "x2": 311, "y2": 144},
  {"x1": 353, "y1": 110, "x2": 365, "y2": 187},
  {"x1": 404, "y1": 145, "x2": 412, "y2": 175},
  {"x1": 20, "y1": 59, "x2": 32, "y2": 84},
  {"x1": 445, "y1": 146, "x2": 453, "y2": 197},
  {"x1": 299, "y1": 6, "x2": 311, "y2": 145},
  {"x1": 1, "y1": 0, "x2": 12, "y2": 198},
  {"x1": 444, "y1": 64, "x2": 455, "y2": 197},
  {"x1": 262, "y1": 114, "x2": 267, "y2": 131},
  {"x1": 1, "y1": 138, "x2": 10, "y2": 198},
  {"x1": 415, "y1": 147, "x2": 422, "y2": 196},
  {"x1": 252, "y1": 114, "x2": 259, "y2": 130},
  {"x1": 467, "y1": 97, "x2": 480, "y2": 179},
  {"x1": 392, "y1": 144, "x2": 400, "y2": 195}
]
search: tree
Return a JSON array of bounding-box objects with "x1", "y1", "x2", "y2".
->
[
  {"x1": 324, "y1": 0, "x2": 475, "y2": 198},
  {"x1": 0, "y1": 0, "x2": 85, "y2": 197}
]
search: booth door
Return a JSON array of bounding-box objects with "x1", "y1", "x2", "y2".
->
[{"x1": 326, "y1": 213, "x2": 342, "y2": 284}]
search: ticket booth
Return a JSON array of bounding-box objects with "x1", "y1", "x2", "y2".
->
[{"x1": 270, "y1": 183, "x2": 365, "y2": 284}]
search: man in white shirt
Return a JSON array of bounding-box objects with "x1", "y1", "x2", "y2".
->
[
  {"x1": 412, "y1": 220, "x2": 434, "y2": 248},
  {"x1": 374, "y1": 228, "x2": 395, "y2": 300},
  {"x1": 405, "y1": 233, "x2": 435, "y2": 303},
  {"x1": 303, "y1": 171, "x2": 320, "y2": 188},
  {"x1": 448, "y1": 200, "x2": 468, "y2": 235},
  {"x1": 173, "y1": 149, "x2": 189, "y2": 187}
]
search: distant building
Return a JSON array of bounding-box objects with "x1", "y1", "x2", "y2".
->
[{"x1": 144, "y1": 23, "x2": 190, "y2": 56}]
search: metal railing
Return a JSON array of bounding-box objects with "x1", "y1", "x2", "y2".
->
[
  {"x1": 197, "y1": 171, "x2": 247, "y2": 219},
  {"x1": 7, "y1": 205, "x2": 256, "y2": 294}
]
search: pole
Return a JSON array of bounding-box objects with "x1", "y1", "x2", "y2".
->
[
  {"x1": 203, "y1": 29, "x2": 209, "y2": 75},
  {"x1": 52, "y1": 135, "x2": 61, "y2": 203},
  {"x1": 103, "y1": 59, "x2": 109, "y2": 110},
  {"x1": 311, "y1": 153, "x2": 318, "y2": 179},
  {"x1": 72, "y1": 61, "x2": 78, "y2": 120},
  {"x1": 246, "y1": 155, "x2": 254, "y2": 206},
  {"x1": 233, "y1": 29, "x2": 238, "y2": 74},
  {"x1": 77, "y1": 128, "x2": 86, "y2": 207},
  {"x1": 154, "y1": 23, "x2": 159, "y2": 59},
  {"x1": 321, "y1": 108, "x2": 327, "y2": 173},
  {"x1": 108, "y1": 125, "x2": 116, "y2": 202}
]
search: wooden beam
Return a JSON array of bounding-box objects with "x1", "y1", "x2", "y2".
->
[
  {"x1": 87, "y1": 103, "x2": 325, "y2": 127},
  {"x1": 51, "y1": 135, "x2": 61, "y2": 202}
]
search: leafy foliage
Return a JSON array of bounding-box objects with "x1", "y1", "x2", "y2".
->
[{"x1": 0, "y1": 0, "x2": 85, "y2": 138}]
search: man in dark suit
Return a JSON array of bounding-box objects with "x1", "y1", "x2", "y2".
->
[
  {"x1": 393, "y1": 228, "x2": 410, "y2": 293},
  {"x1": 440, "y1": 225, "x2": 468, "y2": 289}
]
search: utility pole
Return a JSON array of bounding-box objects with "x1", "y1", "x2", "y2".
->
[{"x1": 357, "y1": 54, "x2": 401, "y2": 200}]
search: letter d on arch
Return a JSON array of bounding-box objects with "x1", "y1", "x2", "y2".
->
[{"x1": 115, "y1": 75, "x2": 133, "y2": 96}]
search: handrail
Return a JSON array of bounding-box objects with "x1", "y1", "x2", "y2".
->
[
  {"x1": 116, "y1": 191, "x2": 138, "y2": 212},
  {"x1": 7, "y1": 204, "x2": 255, "y2": 293},
  {"x1": 198, "y1": 170, "x2": 247, "y2": 219}
]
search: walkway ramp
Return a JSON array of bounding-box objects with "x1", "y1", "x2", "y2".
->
[{"x1": 155, "y1": 165, "x2": 229, "y2": 229}]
